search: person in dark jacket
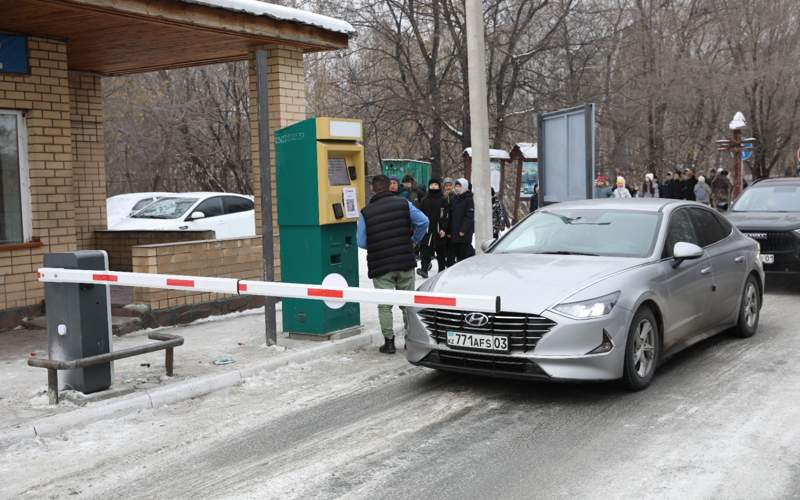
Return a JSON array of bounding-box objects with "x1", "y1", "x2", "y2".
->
[
  {"x1": 682, "y1": 168, "x2": 698, "y2": 201},
  {"x1": 357, "y1": 175, "x2": 429, "y2": 354},
  {"x1": 667, "y1": 170, "x2": 684, "y2": 199},
  {"x1": 417, "y1": 178, "x2": 449, "y2": 278},
  {"x1": 448, "y1": 178, "x2": 475, "y2": 262},
  {"x1": 491, "y1": 188, "x2": 510, "y2": 239}
]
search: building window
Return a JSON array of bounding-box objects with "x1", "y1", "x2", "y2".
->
[{"x1": 0, "y1": 110, "x2": 30, "y2": 244}]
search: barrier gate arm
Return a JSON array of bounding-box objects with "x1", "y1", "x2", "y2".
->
[{"x1": 37, "y1": 268, "x2": 501, "y2": 314}]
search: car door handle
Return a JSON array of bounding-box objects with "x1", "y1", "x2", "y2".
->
[
  {"x1": 700, "y1": 267, "x2": 712, "y2": 275},
  {"x1": 179, "y1": 225, "x2": 188, "y2": 230},
  {"x1": 734, "y1": 256, "x2": 745, "y2": 263}
]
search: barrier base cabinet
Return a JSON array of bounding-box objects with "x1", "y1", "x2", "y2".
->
[{"x1": 280, "y1": 224, "x2": 360, "y2": 335}]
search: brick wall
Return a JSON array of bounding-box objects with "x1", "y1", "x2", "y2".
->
[
  {"x1": 70, "y1": 72, "x2": 107, "y2": 250},
  {"x1": 95, "y1": 230, "x2": 216, "y2": 272},
  {"x1": 0, "y1": 37, "x2": 74, "y2": 314},
  {"x1": 131, "y1": 237, "x2": 263, "y2": 310},
  {"x1": 247, "y1": 45, "x2": 308, "y2": 281}
]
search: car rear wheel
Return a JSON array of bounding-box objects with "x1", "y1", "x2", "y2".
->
[
  {"x1": 730, "y1": 276, "x2": 760, "y2": 338},
  {"x1": 621, "y1": 307, "x2": 660, "y2": 391}
]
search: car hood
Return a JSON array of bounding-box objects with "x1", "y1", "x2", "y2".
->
[
  {"x1": 726, "y1": 211, "x2": 800, "y2": 231},
  {"x1": 108, "y1": 217, "x2": 182, "y2": 231},
  {"x1": 426, "y1": 253, "x2": 645, "y2": 314}
]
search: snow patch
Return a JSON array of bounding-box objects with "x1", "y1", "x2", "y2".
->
[
  {"x1": 463, "y1": 147, "x2": 511, "y2": 160},
  {"x1": 180, "y1": 0, "x2": 355, "y2": 35}
]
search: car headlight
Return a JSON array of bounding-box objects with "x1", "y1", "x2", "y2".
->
[
  {"x1": 794, "y1": 228, "x2": 800, "y2": 237},
  {"x1": 553, "y1": 292, "x2": 621, "y2": 320}
]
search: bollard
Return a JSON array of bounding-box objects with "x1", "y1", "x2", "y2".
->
[{"x1": 44, "y1": 251, "x2": 113, "y2": 394}]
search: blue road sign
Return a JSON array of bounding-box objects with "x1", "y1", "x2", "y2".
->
[{"x1": 741, "y1": 143, "x2": 753, "y2": 161}]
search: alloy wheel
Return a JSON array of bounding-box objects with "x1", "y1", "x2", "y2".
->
[
  {"x1": 743, "y1": 282, "x2": 759, "y2": 329},
  {"x1": 633, "y1": 319, "x2": 656, "y2": 378}
]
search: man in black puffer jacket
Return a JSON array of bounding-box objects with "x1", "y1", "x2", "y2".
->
[
  {"x1": 417, "y1": 178, "x2": 449, "y2": 278},
  {"x1": 448, "y1": 178, "x2": 475, "y2": 262},
  {"x1": 357, "y1": 175, "x2": 429, "y2": 354}
]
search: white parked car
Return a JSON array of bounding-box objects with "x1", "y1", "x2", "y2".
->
[
  {"x1": 106, "y1": 192, "x2": 173, "y2": 228},
  {"x1": 110, "y1": 192, "x2": 256, "y2": 239}
]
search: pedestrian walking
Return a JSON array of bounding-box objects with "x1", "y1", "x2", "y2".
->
[
  {"x1": 357, "y1": 175, "x2": 429, "y2": 354},
  {"x1": 711, "y1": 169, "x2": 732, "y2": 211},
  {"x1": 448, "y1": 178, "x2": 475, "y2": 262},
  {"x1": 639, "y1": 173, "x2": 660, "y2": 198},
  {"x1": 694, "y1": 175, "x2": 711, "y2": 205},
  {"x1": 491, "y1": 188, "x2": 511, "y2": 239},
  {"x1": 613, "y1": 177, "x2": 632, "y2": 198},
  {"x1": 417, "y1": 178, "x2": 449, "y2": 278}
]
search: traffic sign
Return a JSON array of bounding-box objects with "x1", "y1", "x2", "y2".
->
[{"x1": 741, "y1": 143, "x2": 753, "y2": 161}]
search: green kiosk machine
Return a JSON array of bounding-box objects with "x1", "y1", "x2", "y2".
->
[{"x1": 275, "y1": 117, "x2": 365, "y2": 337}]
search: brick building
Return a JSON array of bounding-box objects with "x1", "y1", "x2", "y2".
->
[{"x1": 0, "y1": 0, "x2": 353, "y2": 330}]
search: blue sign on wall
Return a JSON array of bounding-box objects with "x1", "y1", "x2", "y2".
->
[{"x1": 0, "y1": 35, "x2": 29, "y2": 75}]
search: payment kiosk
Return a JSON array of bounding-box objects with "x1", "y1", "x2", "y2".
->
[{"x1": 275, "y1": 117, "x2": 365, "y2": 336}]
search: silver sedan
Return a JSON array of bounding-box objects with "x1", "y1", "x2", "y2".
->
[{"x1": 407, "y1": 199, "x2": 765, "y2": 390}]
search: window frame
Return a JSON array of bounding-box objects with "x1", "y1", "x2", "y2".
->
[
  {"x1": 0, "y1": 109, "x2": 31, "y2": 244},
  {"x1": 662, "y1": 208, "x2": 700, "y2": 258},
  {"x1": 192, "y1": 196, "x2": 225, "y2": 219}
]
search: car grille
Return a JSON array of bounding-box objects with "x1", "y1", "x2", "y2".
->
[
  {"x1": 421, "y1": 350, "x2": 549, "y2": 377},
  {"x1": 746, "y1": 231, "x2": 799, "y2": 253},
  {"x1": 417, "y1": 308, "x2": 557, "y2": 352}
]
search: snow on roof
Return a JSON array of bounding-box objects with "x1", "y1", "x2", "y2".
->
[
  {"x1": 181, "y1": 0, "x2": 355, "y2": 36},
  {"x1": 515, "y1": 142, "x2": 538, "y2": 159},
  {"x1": 463, "y1": 147, "x2": 511, "y2": 160}
]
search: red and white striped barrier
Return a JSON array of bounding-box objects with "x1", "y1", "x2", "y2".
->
[{"x1": 37, "y1": 268, "x2": 500, "y2": 313}]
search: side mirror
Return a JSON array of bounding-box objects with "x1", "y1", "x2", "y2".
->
[
  {"x1": 480, "y1": 239, "x2": 497, "y2": 253},
  {"x1": 189, "y1": 211, "x2": 206, "y2": 221},
  {"x1": 672, "y1": 242, "x2": 703, "y2": 267}
]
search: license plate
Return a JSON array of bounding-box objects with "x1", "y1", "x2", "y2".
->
[
  {"x1": 447, "y1": 331, "x2": 509, "y2": 352},
  {"x1": 760, "y1": 254, "x2": 774, "y2": 264}
]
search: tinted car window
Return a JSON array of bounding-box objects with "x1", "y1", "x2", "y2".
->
[
  {"x1": 689, "y1": 208, "x2": 729, "y2": 247},
  {"x1": 194, "y1": 197, "x2": 224, "y2": 218},
  {"x1": 224, "y1": 196, "x2": 254, "y2": 214},
  {"x1": 663, "y1": 209, "x2": 699, "y2": 258}
]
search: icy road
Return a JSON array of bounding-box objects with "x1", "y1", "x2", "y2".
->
[{"x1": 3, "y1": 279, "x2": 800, "y2": 500}]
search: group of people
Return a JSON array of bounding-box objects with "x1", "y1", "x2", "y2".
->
[{"x1": 598, "y1": 167, "x2": 735, "y2": 210}]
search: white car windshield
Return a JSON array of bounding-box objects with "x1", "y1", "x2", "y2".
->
[
  {"x1": 132, "y1": 197, "x2": 198, "y2": 219},
  {"x1": 493, "y1": 209, "x2": 661, "y2": 258},
  {"x1": 732, "y1": 185, "x2": 800, "y2": 213}
]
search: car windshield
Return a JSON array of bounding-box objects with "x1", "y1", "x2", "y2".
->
[
  {"x1": 132, "y1": 197, "x2": 198, "y2": 219},
  {"x1": 492, "y1": 209, "x2": 661, "y2": 258},
  {"x1": 732, "y1": 185, "x2": 800, "y2": 212}
]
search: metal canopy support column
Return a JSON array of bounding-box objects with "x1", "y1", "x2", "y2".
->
[{"x1": 256, "y1": 48, "x2": 277, "y2": 346}]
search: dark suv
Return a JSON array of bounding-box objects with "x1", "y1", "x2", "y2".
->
[{"x1": 727, "y1": 177, "x2": 800, "y2": 273}]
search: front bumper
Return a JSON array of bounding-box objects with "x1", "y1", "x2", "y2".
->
[{"x1": 406, "y1": 306, "x2": 632, "y2": 382}]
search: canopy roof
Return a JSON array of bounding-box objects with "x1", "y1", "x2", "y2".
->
[{"x1": 1, "y1": 0, "x2": 352, "y2": 76}]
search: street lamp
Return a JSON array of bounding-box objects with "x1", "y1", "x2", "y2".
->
[{"x1": 716, "y1": 112, "x2": 756, "y2": 199}]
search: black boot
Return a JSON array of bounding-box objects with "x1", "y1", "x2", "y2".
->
[
  {"x1": 379, "y1": 337, "x2": 396, "y2": 354},
  {"x1": 416, "y1": 268, "x2": 429, "y2": 279}
]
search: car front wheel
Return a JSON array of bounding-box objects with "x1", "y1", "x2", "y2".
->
[{"x1": 622, "y1": 307, "x2": 660, "y2": 391}]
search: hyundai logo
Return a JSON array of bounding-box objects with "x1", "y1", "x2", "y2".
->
[
  {"x1": 744, "y1": 232, "x2": 767, "y2": 240},
  {"x1": 465, "y1": 312, "x2": 490, "y2": 327}
]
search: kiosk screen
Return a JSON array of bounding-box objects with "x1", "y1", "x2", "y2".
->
[{"x1": 328, "y1": 158, "x2": 351, "y2": 186}]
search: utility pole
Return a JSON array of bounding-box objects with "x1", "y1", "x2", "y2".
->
[{"x1": 465, "y1": 0, "x2": 493, "y2": 251}]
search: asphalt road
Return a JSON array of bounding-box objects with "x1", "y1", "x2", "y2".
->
[{"x1": 3, "y1": 278, "x2": 800, "y2": 500}]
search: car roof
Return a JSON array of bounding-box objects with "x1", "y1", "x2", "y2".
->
[
  {"x1": 750, "y1": 177, "x2": 800, "y2": 186},
  {"x1": 543, "y1": 198, "x2": 686, "y2": 212}
]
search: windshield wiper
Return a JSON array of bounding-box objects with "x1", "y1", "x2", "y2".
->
[{"x1": 536, "y1": 251, "x2": 600, "y2": 256}]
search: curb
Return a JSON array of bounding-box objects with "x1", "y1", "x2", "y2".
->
[{"x1": 0, "y1": 330, "x2": 386, "y2": 448}]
